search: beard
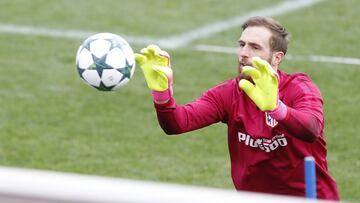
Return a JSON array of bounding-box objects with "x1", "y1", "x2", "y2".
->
[
  {"x1": 238, "y1": 61, "x2": 252, "y2": 80},
  {"x1": 238, "y1": 56, "x2": 273, "y2": 80}
]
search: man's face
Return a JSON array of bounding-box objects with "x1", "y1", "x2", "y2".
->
[{"x1": 237, "y1": 26, "x2": 274, "y2": 79}]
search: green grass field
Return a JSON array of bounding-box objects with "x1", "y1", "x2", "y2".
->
[{"x1": 0, "y1": 0, "x2": 359, "y2": 201}]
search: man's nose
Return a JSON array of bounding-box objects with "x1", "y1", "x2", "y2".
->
[{"x1": 238, "y1": 46, "x2": 250, "y2": 58}]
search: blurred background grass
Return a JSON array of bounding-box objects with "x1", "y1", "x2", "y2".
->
[{"x1": 0, "y1": 0, "x2": 359, "y2": 201}]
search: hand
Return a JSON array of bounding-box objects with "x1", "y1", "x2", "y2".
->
[
  {"x1": 239, "y1": 57, "x2": 279, "y2": 111},
  {"x1": 135, "y1": 45, "x2": 173, "y2": 103}
]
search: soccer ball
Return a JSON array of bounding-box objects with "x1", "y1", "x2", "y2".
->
[{"x1": 75, "y1": 33, "x2": 135, "y2": 91}]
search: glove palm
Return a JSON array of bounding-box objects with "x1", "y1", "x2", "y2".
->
[
  {"x1": 135, "y1": 45, "x2": 172, "y2": 92},
  {"x1": 239, "y1": 57, "x2": 279, "y2": 111}
]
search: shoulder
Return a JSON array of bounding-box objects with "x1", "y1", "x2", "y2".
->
[
  {"x1": 279, "y1": 70, "x2": 321, "y2": 94},
  {"x1": 278, "y1": 70, "x2": 323, "y2": 108},
  {"x1": 205, "y1": 78, "x2": 238, "y2": 96},
  {"x1": 199, "y1": 78, "x2": 238, "y2": 110},
  {"x1": 279, "y1": 70, "x2": 312, "y2": 84}
]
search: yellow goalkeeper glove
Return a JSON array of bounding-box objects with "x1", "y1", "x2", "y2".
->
[
  {"x1": 135, "y1": 45, "x2": 173, "y2": 103},
  {"x1": 239, "y1": 57, "x2": 279, "y2": 111}
]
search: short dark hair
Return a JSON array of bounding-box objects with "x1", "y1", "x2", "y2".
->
[{"x1": 242, "y1": 16, "x2": 289, "y2": 54}]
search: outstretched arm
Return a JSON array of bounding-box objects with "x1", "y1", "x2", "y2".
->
[
  {"x1": 154, "y1": 88, "x2": 227, "y2": 135},
  {"x1": 135, "y1": 45, "x2": 227, "y2": 135}
]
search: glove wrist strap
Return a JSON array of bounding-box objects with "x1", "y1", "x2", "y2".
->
[
  {"x1": 152, "y1": 86, "x2": 173, "y2": 104},
  {"x1": 267, "y1": 100, "x2": 287, "y2": 120}
]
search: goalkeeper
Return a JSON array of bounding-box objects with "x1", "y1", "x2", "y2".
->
[{"x1": 135, "y1": 16, "x2": 339, "y2": 200}]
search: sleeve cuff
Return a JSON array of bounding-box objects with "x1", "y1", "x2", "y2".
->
[
  {"x1": 154, "y1": 97, "x2": 176, "y2": 109},
  {"x1": 267, "y1": 100, "x2": 287, "y2": 120},
  {"x1": 152, "y1": 90, "x2": 171, "y2": 104}
]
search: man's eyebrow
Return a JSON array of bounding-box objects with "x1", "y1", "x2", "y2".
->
[
  {"x1": 238, "y1": 40, "x2": 262, "y2": 47},
  {"x1": 248, "y1": 42, "x2": 263, "y2": 48}
]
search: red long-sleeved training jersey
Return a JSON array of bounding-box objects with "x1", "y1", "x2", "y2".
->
[{"x1": 154, "y1": 70, "x2": 339, "y2": 200}]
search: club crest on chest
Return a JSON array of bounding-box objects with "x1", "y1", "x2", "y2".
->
[{"x1": 265, "y1": 112, "x2": 278, "y2": 127}]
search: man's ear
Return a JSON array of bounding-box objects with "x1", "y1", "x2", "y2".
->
[{"x1": 271, "y1": 51, "x2": 285, "y2": 69}]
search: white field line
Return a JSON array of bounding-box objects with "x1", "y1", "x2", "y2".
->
[
  {"x1": 157, "y1": 0, "x2": 324, "y2": 49},
  {"x1": 0, "y1": 0, "x2": 323, "y2": 49},
  {"x1": 195, "y1": 44, "x2": 360, "y2": 66},
  {"x1": 0, "y1": 24, "x2": 156, "y2": 45},
  {"x1": 1, "y1": 24, "x2": 358, "y2": 66}
]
